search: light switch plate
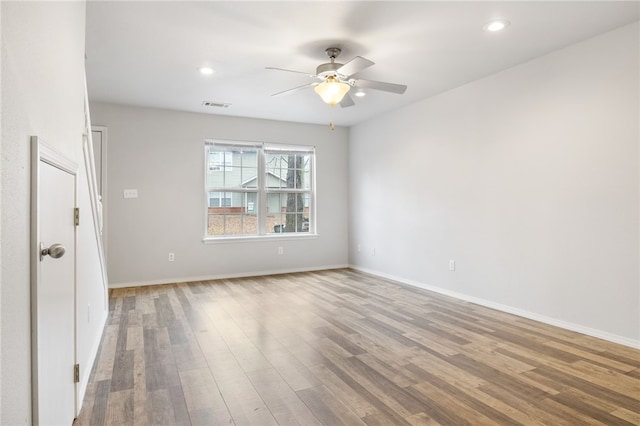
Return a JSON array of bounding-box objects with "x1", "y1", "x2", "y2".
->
[{"x1": 123, "y1": 189, "x2": 138, "y2": 199}]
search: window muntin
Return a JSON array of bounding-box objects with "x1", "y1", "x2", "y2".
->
[{"x1": 205, "y1": 141, "x2": 314, "y2": 238}]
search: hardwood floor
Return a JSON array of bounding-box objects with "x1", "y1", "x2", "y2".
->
[{"x1": 75, "y1": 269, "x2": 640, "y2": 425}]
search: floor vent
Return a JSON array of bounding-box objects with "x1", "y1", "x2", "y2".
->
[{"x1": 202, "y1": 101, "x2": 231, "y2": 108}]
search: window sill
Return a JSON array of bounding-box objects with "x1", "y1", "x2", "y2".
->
[{"x1": 202, "y1": 233, "x2": 319, "y2": 244}]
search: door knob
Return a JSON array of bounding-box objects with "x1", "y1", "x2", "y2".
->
[{"x1": 40, "y1": 243, "x2": 66, "y2": 261}]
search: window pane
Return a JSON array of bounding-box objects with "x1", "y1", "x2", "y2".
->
[
  {"x1": 265, "y1": 153, "x2": 285, "y2": 188},
  {"x1": 267, "y1": 193, "x2": 286, "y2": 233},
  {"x1": 266, "y1": 193, "x2": 283, "y2": 215},
  {"x1": 283, "y1": 192, "x2": 309, "y2": 214},
  {"x1": 224, "y1": 214, "x2": 258, "y2": 235},
  {"x1": 208, "y1": 214, "x2": 225, "y2": 236},
  {"x1": 266, "y1": 153, "x2": 310, "y2": 189},
  {"x1": 269, "y1": 214, "x2": 285, "y2": 233},
  {"x1": 208, "y1": 191, "x2": 232, "y2": 208},
  {"x1": 265, "y1": 170, "x2": 285, "y2": 189},
  {"x1": 284, "y1": 213, "x2": 309, "y2": 232},
  {"x1": 266, "y1": 192, "x2": 310, "y2": 233},
  {"x1": 207, "y1": 147, "x2": 258, "y2": 189},
  {"x1": 241, "y1": 166, "x2": 258, "y2": 188},
  {"x1": 207, "y1": 191, "x2": 258, "y2": 236},
  {"x1": 207, "y1": 151, "x2": 232, "y2": 171},
  {"x1": 300, "y1": 169, "x2": 310, "y2": 190}
]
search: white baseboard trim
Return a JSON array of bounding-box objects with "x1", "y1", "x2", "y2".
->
[
  {"x1": 108, "y1": 264, "x2": 350, "y2": 289},
  {"x1": 350, "y1": 265, "x2": 640, "y2": 350}
]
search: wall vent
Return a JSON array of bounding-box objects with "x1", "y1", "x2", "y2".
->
[{"x1": 202, "y1": 101, "x2": 231, "y2": 108}]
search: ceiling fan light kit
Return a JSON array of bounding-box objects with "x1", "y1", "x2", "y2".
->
[
  {"x1": 314, "y1": 75, "x2": 351, "y2": 106},
  {"x1": 268, "y1": 46, "x2": 407, "y2": 108}
]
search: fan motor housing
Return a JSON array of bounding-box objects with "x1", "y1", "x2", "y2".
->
[{"x1": 316, "y1": 62, "x2": 344, "y2": 78}]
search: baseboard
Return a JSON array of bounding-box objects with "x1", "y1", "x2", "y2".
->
[
  {"x1": 108, "y1": 264, "x2": 350, "y2": 289},
  {"x1": 350, "y1": 265, "x2": 640, "y2": 350}
]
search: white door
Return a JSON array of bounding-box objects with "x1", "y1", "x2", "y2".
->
[{"x1": 32, "y1": 138, "x2": 77, "y2": 425}]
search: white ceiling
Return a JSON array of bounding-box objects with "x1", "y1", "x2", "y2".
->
[{"x1": 85, "y1": 1, "x2": 639, "y2": 127}]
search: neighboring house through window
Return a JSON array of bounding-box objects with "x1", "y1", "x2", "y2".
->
[
  {"x1": 204, "y1": 140, "x2": 314, "y2": 238},
  {"x1": 208, "y1": 192, "x2": 232, "y2": 207}
]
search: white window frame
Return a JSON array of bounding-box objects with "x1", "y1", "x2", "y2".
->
[{"x1": 203, "y1": 139, "x2": 316, "y2": 242}]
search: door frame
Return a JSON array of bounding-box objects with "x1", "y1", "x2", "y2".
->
[{"x1": 30, "y1": 136, "x2": 79, "y2": 423}]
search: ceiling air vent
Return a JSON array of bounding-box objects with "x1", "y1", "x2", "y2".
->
[{"x1": 202, "y1": 101, "x2": 231, "y2": 108}]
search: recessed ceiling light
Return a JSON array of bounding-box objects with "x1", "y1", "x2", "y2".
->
[
  {"x1": 483, "y1": 19, "x2": 510, "y2": 32},
  {"x1": 199, "y1": 66, "x2": 215, "y2": 75},
  {"x1": 354, "y1": 91, "x2": 366, "y2": 98}
]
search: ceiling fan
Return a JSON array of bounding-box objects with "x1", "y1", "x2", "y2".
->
[{"x1": 267, "y1": 47, "x2": 407, "y2": 107}]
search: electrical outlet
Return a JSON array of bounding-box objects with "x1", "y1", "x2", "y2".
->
[
  {"x1": 168, "y1": 252, "x2": 175, "y2": 262},
  {"x1": 449, "y1": 259, "x2": 455, "y2": 271},
  {"x1": 357, "y1": 244, "x2": 361, "y2": 252},
  {"x1": 278, "y1": 247, "x2": 284, "y2": 255}
]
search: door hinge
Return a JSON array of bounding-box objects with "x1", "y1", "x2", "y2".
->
[
  {"x1": 74, "y1": 207, "x2": 80, "y2": 226},
  {"x1": 74, "y1": 364, "x2": 80, "y2": 383}
]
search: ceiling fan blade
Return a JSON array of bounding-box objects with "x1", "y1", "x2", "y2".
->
[
  {"x1": 339, "y1": 93, "x2": 355, "y2": 108},
  {"x1": 266, "y1": 67, "x2": 315, "y2": 77},
  {"x1": 336, "y1": 56, "x2": 374, "y2": 77},
  {"x1": 353, "y1": 78, "x2": 407, "y2": 94},
  {"x1": 271, "y1": 82, "x2": 317, "y2": 97}
]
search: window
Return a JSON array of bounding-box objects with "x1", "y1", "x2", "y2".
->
[{"x1": 205, "y1": 140, "x2": 315, "y2": 239}]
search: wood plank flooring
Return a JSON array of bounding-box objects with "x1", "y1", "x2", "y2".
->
[{"x1": 75, "y1": 269, "x2": 640, "y2": 425}]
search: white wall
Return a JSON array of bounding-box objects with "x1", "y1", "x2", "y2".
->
[
  {"x1": 1, "y1": 2, "x2": 108, "y2": 423},
  {"x1": 89, "y1": 103, "x2": 350, "y2": 286},
  {"x1": 349, "y1": 22, "x2": 639, "y2": 347}
]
